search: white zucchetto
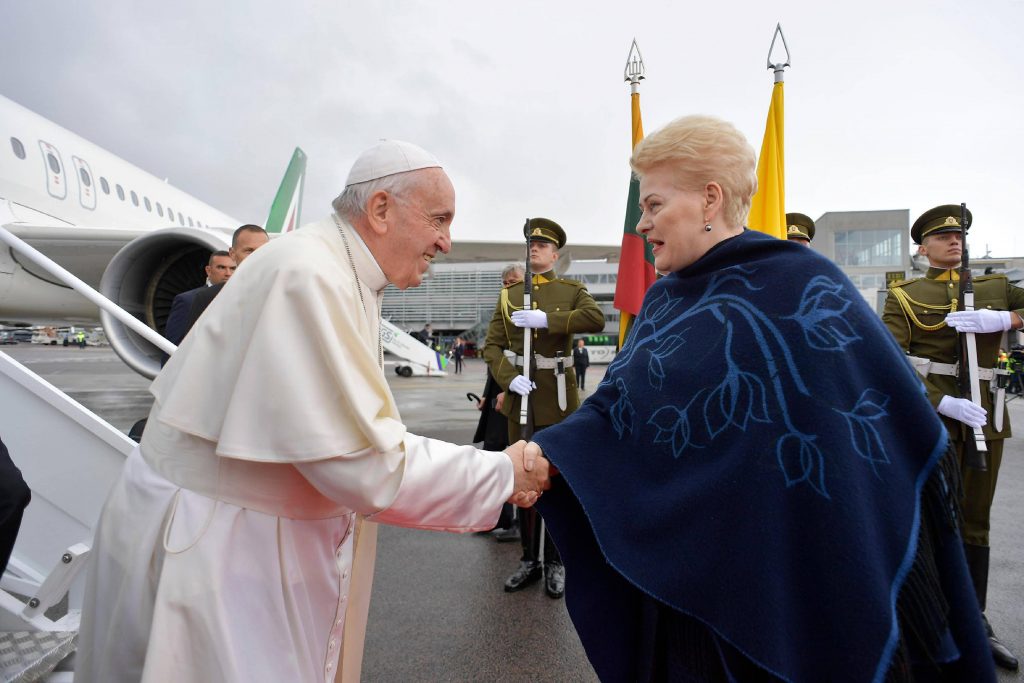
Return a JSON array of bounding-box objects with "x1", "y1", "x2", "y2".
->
[{"x1": 345, "y1": 140, "x2": 442, "y2": 186}]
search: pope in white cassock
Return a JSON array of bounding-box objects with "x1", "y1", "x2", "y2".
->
[{"x1": 76, "y1": 141, "x2": 549, "y2": 682}]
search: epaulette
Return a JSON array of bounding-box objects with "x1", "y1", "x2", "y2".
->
[
  {"x1": 888, "y1": 277, "x2": 920, "y2": 289},
  {"x1": 974, "y1": 273, "x2": 1009, "y2": 282}
]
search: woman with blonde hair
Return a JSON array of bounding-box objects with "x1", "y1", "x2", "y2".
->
[{"x1": 528, "y1": 115, "x2": 992, "y2": 681}]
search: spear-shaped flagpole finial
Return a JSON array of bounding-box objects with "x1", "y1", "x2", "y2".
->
[
  {"x1": 624, "y1": 38, "x2": 645, "y2": 94},
  {"x1": 766, "y1": 23, "x2": 791, "y2": 83}
]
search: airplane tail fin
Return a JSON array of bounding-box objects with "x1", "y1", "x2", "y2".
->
[{"x1": 265, "y1": 147, "x2": 307, "y2": 233}]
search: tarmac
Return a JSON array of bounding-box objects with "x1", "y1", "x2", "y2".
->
[{"x1": 4, "y1": 346, "x2": 1023, "y2": 681}]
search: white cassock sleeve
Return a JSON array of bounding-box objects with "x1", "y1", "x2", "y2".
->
[{"x1": 296, "y1": 434, "x2": 513, "y2": 532}]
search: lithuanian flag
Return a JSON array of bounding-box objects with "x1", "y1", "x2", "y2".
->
[
  {"x1": 747, "y1": 81, "x2": 786, "y2": 239},
  {"x1": 613, "y1": 91, "x2": 656, "y2": 348}
]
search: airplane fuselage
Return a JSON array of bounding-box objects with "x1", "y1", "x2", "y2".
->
[
  {"x1": 0, "y1": 95, "x2": 237, "y2": 230},
  {"x1": 0, "y1": 94, "x2": 239, "y2": 325}
]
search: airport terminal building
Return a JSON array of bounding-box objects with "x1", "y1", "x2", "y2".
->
[{"x1": 382, "y1": 209, "x2": 1024, "y2": 344}]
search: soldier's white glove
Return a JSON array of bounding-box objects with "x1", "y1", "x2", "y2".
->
[
  {"x1": 509, "y1": 375, "x2": 537, "y2": 396},
  {"x1": 937, "y1": 395, "x2": 987, "y2": 428},
  {"x1": 511, "y1": 310, "x2": 548, "y2": 329},
  {"x1": 944, "y1": 310, "x2": 1012, "y2": 334}
]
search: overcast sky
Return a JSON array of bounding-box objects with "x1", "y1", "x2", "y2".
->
[{"x1": 3, "y1": 1, "x2": 1022, "y2": 256}]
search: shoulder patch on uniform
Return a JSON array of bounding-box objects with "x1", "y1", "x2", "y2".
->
[
  {"x1": 888, "y1": 277, "x2": 919, "y2": 289},
  {"x1": 974, "y1": 273, "x2": 1009, "y2": 283}
]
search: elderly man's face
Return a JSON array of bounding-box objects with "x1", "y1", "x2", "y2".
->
[
  {"x1": 502, "y1": 270, "x2": 524, "y2": 287},
  {"x1": 383, "y1": 168, "x2": 455, "y2": 289},
  {"x1": 205, "y1": 254, "x2": 236, "y2": 285}
]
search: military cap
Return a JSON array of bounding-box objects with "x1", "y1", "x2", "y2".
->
[
  {"x1": 785, "y1": 213, "x2": 815, "y2": 242},
  {"x1": 911, "y1": 204, "x2": 972, "y2": 245},
  {"x1": 524, "y1": 217, "x2": 566, "y2": 249}
]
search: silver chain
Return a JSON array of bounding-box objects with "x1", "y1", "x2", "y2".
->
[{"x1": 333, "y1": 215, "x2": 383, "y2": 367}]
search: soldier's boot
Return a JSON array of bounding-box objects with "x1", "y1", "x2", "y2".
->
[{"x1": 964, "y1": 544, "x2": 1020, "y2": 671}]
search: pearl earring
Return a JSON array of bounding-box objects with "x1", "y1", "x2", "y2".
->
[{"x1": 704, "y1": 223, "x2": 712, "y2": 232}]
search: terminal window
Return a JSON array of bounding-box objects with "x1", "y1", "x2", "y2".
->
[{"x1": 835, "y1": 229, "x2": 902, "y2": 267}]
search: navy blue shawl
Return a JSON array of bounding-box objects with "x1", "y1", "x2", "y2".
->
[{"x1": 534, "y1": 230, "x2": 990, "y2": 682}]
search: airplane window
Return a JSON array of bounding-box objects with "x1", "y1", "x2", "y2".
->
[
  {"x1": 167, "y1": 206, "x2": 174, "y2": 221},
  {"x1": 79, "y1": 167, "x2": 92, "y2": 187},
  {"x1": 10, "y1": 137, "x2": 25, "y2": 159},
  {"x1": 188, "y1": 217, "x2": 194, "y2": 227},
  {"x1": 130, "y1": 191, "x2": 139, "y2": 207},
  {"x1": 178, "y1": 212, "x2": 184, "y2": 226},
  {"x1": 47, "y1": 153, "x2": 61, "y2": 174},
  {"x1": 156, "y1": 202, "x2": 164, "y2": 217},
  {"x1": 100, "y1": 177, "x2": 110, "y2": 194},
  {"x1": 144, "y1": 197, "x2": 152, "y2": 212},
  {"x1": 116, "y1": 184, "x2": 125, "y2": 201}
]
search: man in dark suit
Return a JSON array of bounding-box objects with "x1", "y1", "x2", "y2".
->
[
  {"x1": 185, "y1": 225, "x2": 269, "y2": 333},
  {"x1": 0, "y1": 436, "x2": 30, "y2": 576},
  {"x1": 164, "y1": 250, "x2": 236, "y2": 346},
  {"x1": 572, "y1": 338, "x2": 590, "y2": 390}
]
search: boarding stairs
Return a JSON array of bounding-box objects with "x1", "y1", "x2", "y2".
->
[{"x1": 0, "y1": 225, "x2": 175, "y2": 681}]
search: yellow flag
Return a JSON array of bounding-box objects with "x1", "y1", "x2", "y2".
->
[{"x1": 747, "y1": 81, "x2": 785, "y2": 239}]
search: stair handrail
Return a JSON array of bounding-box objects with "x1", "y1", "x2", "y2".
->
[{"x1": 0, "y1": 224, "x2": 176, "y2": 356}]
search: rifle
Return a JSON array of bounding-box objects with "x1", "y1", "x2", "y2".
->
[
  {"x1": 956, "y1": 202, "x2": 988, "y2": 470},
  {"x1": 518, "y1": 219, "x2": 535, "y2": 440}
]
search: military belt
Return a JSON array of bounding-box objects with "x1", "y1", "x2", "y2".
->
[
  {"x1": 907, "y1": 356, "x2": 995, "y2": 381},
  {"x1": 503, "y1": 350, "x2": 569, "y2": 410}
]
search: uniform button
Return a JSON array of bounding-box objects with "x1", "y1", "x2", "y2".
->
[
  {"x1": 342, "y1": 570, "x2": 349, "y2": 579},
  {"x1": 336, "y1": 619, "x2": 344, "y2": 627},
  {"x1": 327, "y1": 662, "x2": 333, "y2": 671},
  {"x1": 329, "y1": 639, "x2": 337, "y2": 650}
]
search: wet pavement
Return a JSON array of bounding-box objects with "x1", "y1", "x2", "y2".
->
[{"x1": 3, "y1": 346, "x2": 1022, "y2": 681}]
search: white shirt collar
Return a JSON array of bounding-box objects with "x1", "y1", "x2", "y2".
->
[{"x1": 332, "y1": 215, "x2": 389, "y2": 294}]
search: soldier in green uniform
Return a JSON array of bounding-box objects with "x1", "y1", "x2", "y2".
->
[
  {"x1": 785, "y1": 212, "x2": 815, "y2": 246},
  {"x1": 483, "y1": 218, "x2": 605, "y2": 598},
  {"x1": 883, "y1": 204, "x2": 1024, "y2": 671}
]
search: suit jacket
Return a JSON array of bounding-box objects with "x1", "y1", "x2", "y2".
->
[
  {"x1": 186, "y1": 282, "x2": 226, "y2": 333},
  {"x1": 164, "y1": 286, "x2": 204, "y2": 346},
  {"x1": 572, "y1": 346, "x2": 590, "y2": 368}
]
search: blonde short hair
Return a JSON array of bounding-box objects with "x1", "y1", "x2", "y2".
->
[{"x1": 630, "y1": 115, "x2": 757, "y2": 228}]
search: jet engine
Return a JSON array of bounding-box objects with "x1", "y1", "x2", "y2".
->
[{"x1": 99, "y1": 227, "x2": 229, "y2": 379}]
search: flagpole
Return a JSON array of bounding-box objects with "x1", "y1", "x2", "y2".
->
[
  {"x1": 767, "y1": 22, "x2": 790, "y2": 83},
  {"x1": 624, "y1": 38, "x2": 644, "y2": 93},
  {"x1": 615, "y1": 39, "x2": 654, "y2": 349},
  {"x1": 748, "y1": 24, "x2": 791, "y2": 239}
]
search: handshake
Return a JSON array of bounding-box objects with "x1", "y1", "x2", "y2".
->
[{"x1": 504, "y1": 440, "x2": 552, "y2": 508}]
